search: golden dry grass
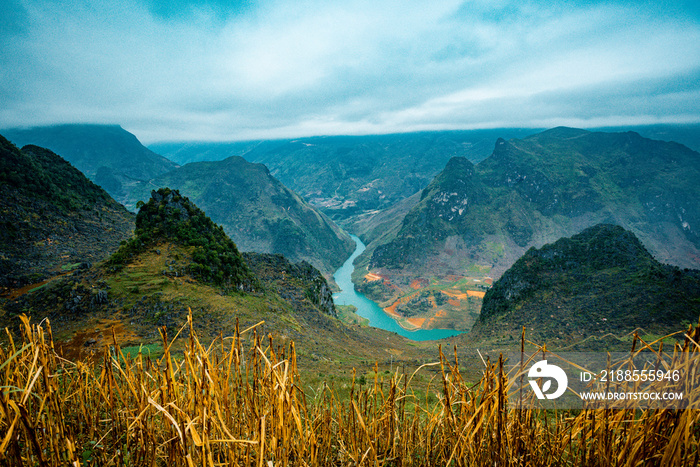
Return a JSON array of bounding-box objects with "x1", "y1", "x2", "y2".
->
[{"x1": 0, "y1": 312, "x2": 699, "y2": 466}]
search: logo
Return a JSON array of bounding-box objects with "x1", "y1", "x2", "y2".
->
[{"x1": 528, "y1": 360, "x2": 568, "y2": 400}]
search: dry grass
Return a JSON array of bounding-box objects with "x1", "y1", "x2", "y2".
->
[{"x1": 1, "y1": 312, "x2": 699, "y2": 466}]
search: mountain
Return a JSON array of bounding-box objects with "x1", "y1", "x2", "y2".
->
[
  {"x1": 469, "y1": 224, "x2": 700, "y2": 347},
  {"x1": 151, "y1": 129, "x2": 540, "y2": 223},
  {"x1": 0, "y1": 135, "x2": 134, "y2": 289},
  {"x1": 371, "y1": 128, "x2": 700, "y2": 275},
  {"x1": 0, "y1": 188, "x2": 439, "y2": 375},
  {"x1": 2, "y1": 124, "x2": 179, "y2": 207},
  {"x1": 597, "y1": 123, "x2": 700, "y2": 154},
  {"x1": 127, "y1": 156, "x2": 355, "y2": 277},
  {"x1": 149, "y1": 140, "x2": 265, "y2": 165},
  {"x1": 355, "y1": 127, "x2": 700, "y2": 331},
  {"x1": 107, "y1": 188, "x2": 258, "y2": 292}
]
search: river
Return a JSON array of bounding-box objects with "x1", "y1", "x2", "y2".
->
[{"x1": 332, "y1": 235, "x2": 463, "y2": 341}]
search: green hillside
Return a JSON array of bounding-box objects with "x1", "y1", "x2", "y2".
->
[
  {"x1": 107, "y1": 188, "x2": 258, "y2": 292},
  {"x1": 128, "y1": 156, "x2": 354, "y2": 277},
  {"x1": 0, "y1": 189, "x2": 440, "y2": 379},
  {"x1": 2, "y1": 124, "x2": 179, "y2": 206},
  {"x1": 469, "y1": 224, "x2": 700, "y2": 348},
  {"x1": 371, "y1": 128, "x2": 700, "y2": 276},
  {"x1": 152, "y1": 129, "x2": 539, "y2": 223},
  {"x1": 0, "y1": 135, "x2": 134, "y2": 289}
]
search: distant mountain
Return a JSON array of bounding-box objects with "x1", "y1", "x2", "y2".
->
[
  {"x1": 127, "y1": 156, "x2": 355, "y2": 277},
  {"x1": 469, "y1": 224, "x2": 700, "y2": 347},
  {"x1": 151, "y1": 129, "x2": 540, "y2": 222},
  {"x1": 151, "y1": 125, "x2": 700, "y2": 226},
  {"x1": 597, "y1": 123, "x2": 700, "y2": 154},
  {"x1": 149, "y1": 140, "x2": 266, "y2": 165},
  {"x1": 371, "y1": 128, "x2": 700, "y2": 279},
  {"x1": 0, "y1": 135, "x2": 134, "y2": 289},
  {"x1": 2, "y1": 124, "x2": 179, "y2": 207}
]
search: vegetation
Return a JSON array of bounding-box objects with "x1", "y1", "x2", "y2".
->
[
  {"x1": 0, "y1": 136, "x2": 110, "y2": 213},
  {"x1": 125, "y1": 156, "x2": 354, "y2": 277},
  {"x1": 0, "y1": 195, "x2": 434, "y2": 387},
  {"x1": 472, "y1": 224, "x2": 700, "y2": 347},
  {"x1": 370, "y1": 128, "x2": 700, "y2": 276},
  {"x1": 2, "y1": 124, "x2": 178, "y2": 203},
  {"x1": 0, "y1": 135, "x2": 134, "y2": 287},
  {"x1": 107, "y1": 188, "x2": 257, "y2": 291},
  {"x1": 1, "y1": 312, "x2": 699, "y2": 465},
  {"x1": 4, "y1": 126, "x2": 700, "y2": 465},
  {"x1": 336, "y1": 305, "x2": 369, "y2": 327}
]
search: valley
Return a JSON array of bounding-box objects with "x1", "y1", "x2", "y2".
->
[
  {"x1": 352, "y1": 128, "x2": 700, "y2": 330},
  {"x1": 1, "y1": 125, "x2": 700, "y2": 465},
  {"x1": 2, "y1": 1, "x2": 699, "y2": 462},
  {"x1": 332, "y1": 235, "x2": 464, "y2": 339},
  {"x1": 3, "y1": 125, "x2": 699, "y2": 350},
  {"x1": 0, "y1": 184, "x2": 452, "y2": 392}
]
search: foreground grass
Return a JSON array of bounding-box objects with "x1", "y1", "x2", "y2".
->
[{"x1": 1, "y1": 313, "x2": 699, "y2": 466}]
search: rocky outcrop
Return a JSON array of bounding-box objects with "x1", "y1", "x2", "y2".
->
[
  {"x1": 242, "y1": 253, "x2": 337, "y2": 318},
  {"x1": 470, "y1": 224, "x2": 700, "y2": 346}
]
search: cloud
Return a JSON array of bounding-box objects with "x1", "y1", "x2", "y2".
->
[
  {"x1": 1, "y1": 0, "x2": 699, "y2": 142},
  {"x1": 143, "y1": 0, "x2": 255, "y2": 21}
]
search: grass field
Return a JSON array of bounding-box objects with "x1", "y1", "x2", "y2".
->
[{"x1": 1, "y1": 311, "x2": 699, "y2": 465}]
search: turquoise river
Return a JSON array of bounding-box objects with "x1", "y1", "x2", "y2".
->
[{"x1": 332, "y1": 235, "x2": 463, "y2": 341}]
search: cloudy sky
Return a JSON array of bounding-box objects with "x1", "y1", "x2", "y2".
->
[{"x1": 2, "y1": 0, "x2": 700, "y2": 143}]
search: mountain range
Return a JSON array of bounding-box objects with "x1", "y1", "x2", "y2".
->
[
  {"x1": 151, "y1": 124, "x2": 700, "y2": 226},
  {"x1": 2, "y1": 124, "x2": 179, "y2": 207},
  {"x1": 152, "y1": 129, "x2": 541, "y2": 223},
  {"x1": 353, "y1": 127, "x2": 700, "y2": 330}
]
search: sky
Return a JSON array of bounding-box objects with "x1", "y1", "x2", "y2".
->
[{"x1": 1, "y1": 0, "x2": 700, "y2": 143}]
